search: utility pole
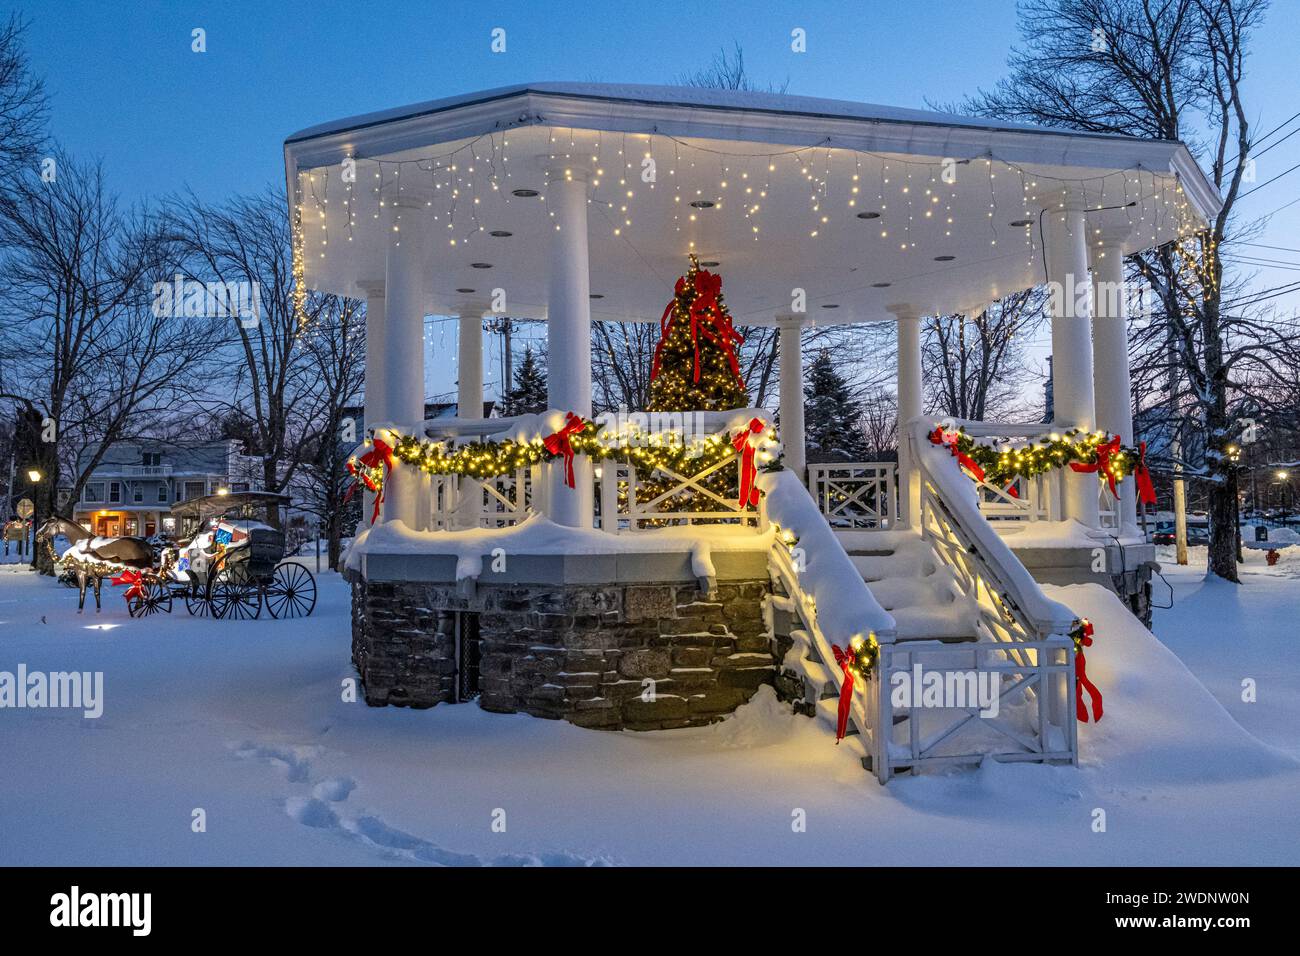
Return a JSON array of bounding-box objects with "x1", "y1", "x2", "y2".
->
[
  {"x1": 485, "y1": 316, "x2": 514, "y2": 405},
  {"x1": 1168, "y1": 336, "x2": 1188, "y2": 565}
]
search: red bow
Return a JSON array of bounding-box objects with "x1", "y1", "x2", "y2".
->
[
  {"x1": 543, "y1": 413, "x2": 586, "y2": 489},
  {"x1": 1070, "y1": 435, "x2": 1122, "y2": 497},
  {"x1": 928, "y1": 426, "x2": 986, "y2": 482},
  {"x1": 1134, "y1": 441, "x2": 1157, "y2": 505},
  {"x1": 732, "y1": 418, "x2": 765, "y2": 509},
  {"x1": 347, "y1": 438, "x2": 395, "y2": 523},
  {"x1": 830, "y1": 644, "x2": 858, "y2": 743},
  {"x1": 1073, "y1": 619, "x2": 1104, "y2": 723},
  {"x1": 111, "y1": 569, "x2": 147, "y2": 604},
  {"x1": 651, "y1": 269, "x2": 745, "y2": 388}
]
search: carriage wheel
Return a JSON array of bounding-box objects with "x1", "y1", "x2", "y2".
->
[
  {"x1": 184, "y1": 583, "x2": 213, "y2": 617},
  {"x1": 212, "y1": 568, "x2": 262, "y2": 621},
  {"x1": 264, "y1": 562, "x2": 317, "y2": 619},
  {"x1": 128, "y1": 579, "x2": 173, "y2": 617}
]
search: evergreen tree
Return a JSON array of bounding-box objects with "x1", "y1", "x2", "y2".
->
[
  {"x1": 502, "y1": 344, "x2": 548, "y2": 416},
  {"x1": 804, "y1": 350, "x2": 870, "y2": 461},
  {"x1": 647, "y1": 255, "x2": 747, "y2": 412}
]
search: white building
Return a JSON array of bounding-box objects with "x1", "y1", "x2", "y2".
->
[{"x1": 284, "y1": 83, "x2": 1219, "y2": 780}]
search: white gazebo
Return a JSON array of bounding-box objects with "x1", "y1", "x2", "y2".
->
[{"x1": 284, "y1": 83, "x2": 1219, "y2": 776}]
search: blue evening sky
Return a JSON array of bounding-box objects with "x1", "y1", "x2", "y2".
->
[{"x1": 12, "y1": 0, "x2": 1300, "y2": 402}]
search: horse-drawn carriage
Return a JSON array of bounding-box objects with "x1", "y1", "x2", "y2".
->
[{"x1": 41, "y1": 491, "x2": 316, "y2": 619}]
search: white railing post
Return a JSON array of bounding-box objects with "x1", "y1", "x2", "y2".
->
[{"x1": 598, "y1": 463, "x2": 619, "y2": 532}]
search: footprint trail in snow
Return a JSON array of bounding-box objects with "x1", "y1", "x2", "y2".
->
[{"x1": 232, "y1": 739, "x2": 609, "y2": 867}]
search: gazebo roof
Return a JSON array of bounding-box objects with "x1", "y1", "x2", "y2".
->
[{"x1": 284, "y1": 82, "x2": 1220, "y2": 324}]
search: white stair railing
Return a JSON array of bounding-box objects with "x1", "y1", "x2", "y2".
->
[
  {"x1": 806, "y1": 462, "x2": 897, "y2": 529},
  {"x1": 893, "y1": 418, "x2": 1079, "y2": 772},
  {"x1": 760, "y1": 469, "x2": 897, "y2": 781}
]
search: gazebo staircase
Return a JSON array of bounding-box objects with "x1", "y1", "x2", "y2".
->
[{"x1": 764, "y1": 421, "x2": 1081, "y2": 783}]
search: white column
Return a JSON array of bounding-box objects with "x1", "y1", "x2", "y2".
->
[
  {"x1": 776, "y1": 315, "x2": 806, "y2": 483},
  {"x1": 890, "y1": 304, "x2": 924, "y2": 530},
  {"x1": 544, "y1": 169, "x2": 594, "y2": 527},
  {"x1": 360, "y1": 281, "x2": 386, "y2": 527},
  {"x1": 457, "y1": 311, "x2": 484, "y2": 418},
  {"x1": 1043, "y1": 200, "x2": 1099, "y2": 529},
  {"x1": 1089, "y1": 233, "x2": 1138, "y2": 531},
  {"x1": 455, "y1": 310, "x2": 485, "y2": 530},
  {"x1": 380, "y1": 201, "x2": 428, "y2": 528}
]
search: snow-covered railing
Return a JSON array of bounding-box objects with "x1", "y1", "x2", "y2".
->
[
  {"x1": 595, "y1": 407, "x2": 773, "y2": 533},
  {"x1": 758, "y1": 469, "x2": 898, "y2": 782},
  {"x1": 931, "y1": 418, "x2": 1121, "y2": 531},
  {"x1": 413, "y1": 409, "x2": 774, "y2": 533},
  {"x1": 898, "y1": 418, "x2": 1078, "y2": 771},
  {"x1": 416, "y1": 415, "x2": 537, "y2": 530},
  {"x1": 806, "y1": 462, "x2": 897, "y2": 529}
]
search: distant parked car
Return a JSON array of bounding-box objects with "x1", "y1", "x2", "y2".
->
[{"x1": 1151, "y1": 522, "x2": 1209, "y2": 546}]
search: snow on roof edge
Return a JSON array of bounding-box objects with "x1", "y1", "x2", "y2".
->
[{"x1": 284, "y1": 81, "x2": 1160, "y2": 147}]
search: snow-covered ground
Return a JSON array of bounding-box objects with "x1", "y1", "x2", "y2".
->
[{"x1": 1, "y1": 545, "x2": 1297, "y2": 866}]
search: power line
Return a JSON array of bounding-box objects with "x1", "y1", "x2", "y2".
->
[{"x1": 1238, "y1": 160, "x2": 1300, "y2": 200}]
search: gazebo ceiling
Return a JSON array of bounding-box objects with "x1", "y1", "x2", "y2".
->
[{"x1": 284, "y1": 83, "x2": 1220, "y2": 325}]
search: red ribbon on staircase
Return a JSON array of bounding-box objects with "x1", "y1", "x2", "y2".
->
[
  {"x1": 1072, "y1": 618, "x2": 1104, "y2": 723},
  {"x1": 111, "y1": 569, "x2": 146, "y2": 604},
  {"x1": 732, "y1": 417, "x2": 765, "y2": 509},
  {"x1": 346, "y1": 437, "x2": 395, "y2": 523},
  {"x1": 1069, "y1": 434, "x2": 1122, "y2": 497},
  {"x1": 928, "y1": 426, "x2": 986, "y2": 482},
  {"x1": 830, "y1": 644, "x2": 857, "y2": 743},
  {"x1": 543, "y1": 413, "x2": 586, "y2": 489}
]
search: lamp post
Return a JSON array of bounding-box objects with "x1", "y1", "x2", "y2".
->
[
  {"x1": 22, "y1": 467, "x2": 42, "y2": 567},
  {"x1": 1275, "y1": 470, "x2": 1293, "y2": 525}
]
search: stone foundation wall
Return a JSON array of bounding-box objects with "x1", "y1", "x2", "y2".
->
[
  {"x1": 351, "y1": 577, "x2": 775, "y2": 730},
  {"x1": 1011, "y1": 543, "x2": 1158, "y2": 628},
  {"x1": 351, "y1": 579, "x2": 460, "y2": 707}
]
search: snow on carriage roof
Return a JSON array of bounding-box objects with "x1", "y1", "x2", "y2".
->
[{"x1": 284, "y1": 81, "x2": 1162, "y2": 145}]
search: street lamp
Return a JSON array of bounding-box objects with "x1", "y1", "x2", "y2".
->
[{"x1": 26, "y1": 469, "x2": 41, "y2": 483}]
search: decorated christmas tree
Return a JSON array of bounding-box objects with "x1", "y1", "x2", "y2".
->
[
  {"x1": 648, "y1": 254, "x2": 747, "y2": 412},
  {"x1": 635, "y1": 255, "x2": 755, "y2": 519}
]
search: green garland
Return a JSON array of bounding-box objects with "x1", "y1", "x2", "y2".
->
[
  {"x1": 353, "y1": 416, "x2": 780, "y2": 493},
  {"x1": 929, "y1": 424, "x2": 1151, "y2": 494}
]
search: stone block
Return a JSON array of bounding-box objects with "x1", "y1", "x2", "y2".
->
[
  {"x1": 617, "y1": 648, "x2": 672, "y2": 679},
  {"x1": 625, "y1": 585, "x2": 675, "y2": 622}
]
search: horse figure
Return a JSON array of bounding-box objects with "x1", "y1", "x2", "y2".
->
[{"x1": 36, "y1": 517, "x2": 155, "y2": 613}]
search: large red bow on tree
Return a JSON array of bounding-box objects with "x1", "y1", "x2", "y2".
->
[
  {"x1": 928, "y1": 426, "x2": 986, "y2": 482},
  {"x1": 543, "y1": 413, "x2": 586, "y2": 489},
  {"x1": 111, "y1": 569, "x2": 147, "y2": 604},
  {"x1": 346, "y1": 437, "x2": 395, "y2": 523},
  {"x1": 732, "y1": 418, "x2": 765, "y2": 509},
  {"x1": 1069, "y1": 434, "x2": 1122, "y2": 497},
  {"x1": 830, "y1": 644, "x2": 857, "y2": 743},
  {"x1": 1073, "y1": 619, "x2": 1104, "y2": 723},
  {"x1": 651, "y1": 269, "x2": 745, "y2": 388}
]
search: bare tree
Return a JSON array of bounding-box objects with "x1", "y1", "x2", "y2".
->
[
  {"x1": 923, "y1": 289, "x2": 1049, "y2": 421},
  {"x1": 0, "y1": 14, "x2": 46, "y2": 174},
  {"x1": 676, "y1": 41, "x2": 789, "y2": 94},
  {"x1": 591, "y1": 321, "x2": 657, "y2": 413},
  {"x1": 165, "y1": 187, "x2": 331, "y2": 499},
  {"x1": 298, "y1": 295, "x2": 366, "y2": 569},
  {"x1": 0, "y1": 151, "x2": 218, "y2": 570},
  {"x1": 859, "y1": 391, "x2": 899, "y2": 459},
  {"x1": 963, "y1": 0, "x2": 1283, "y2": 581}
]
